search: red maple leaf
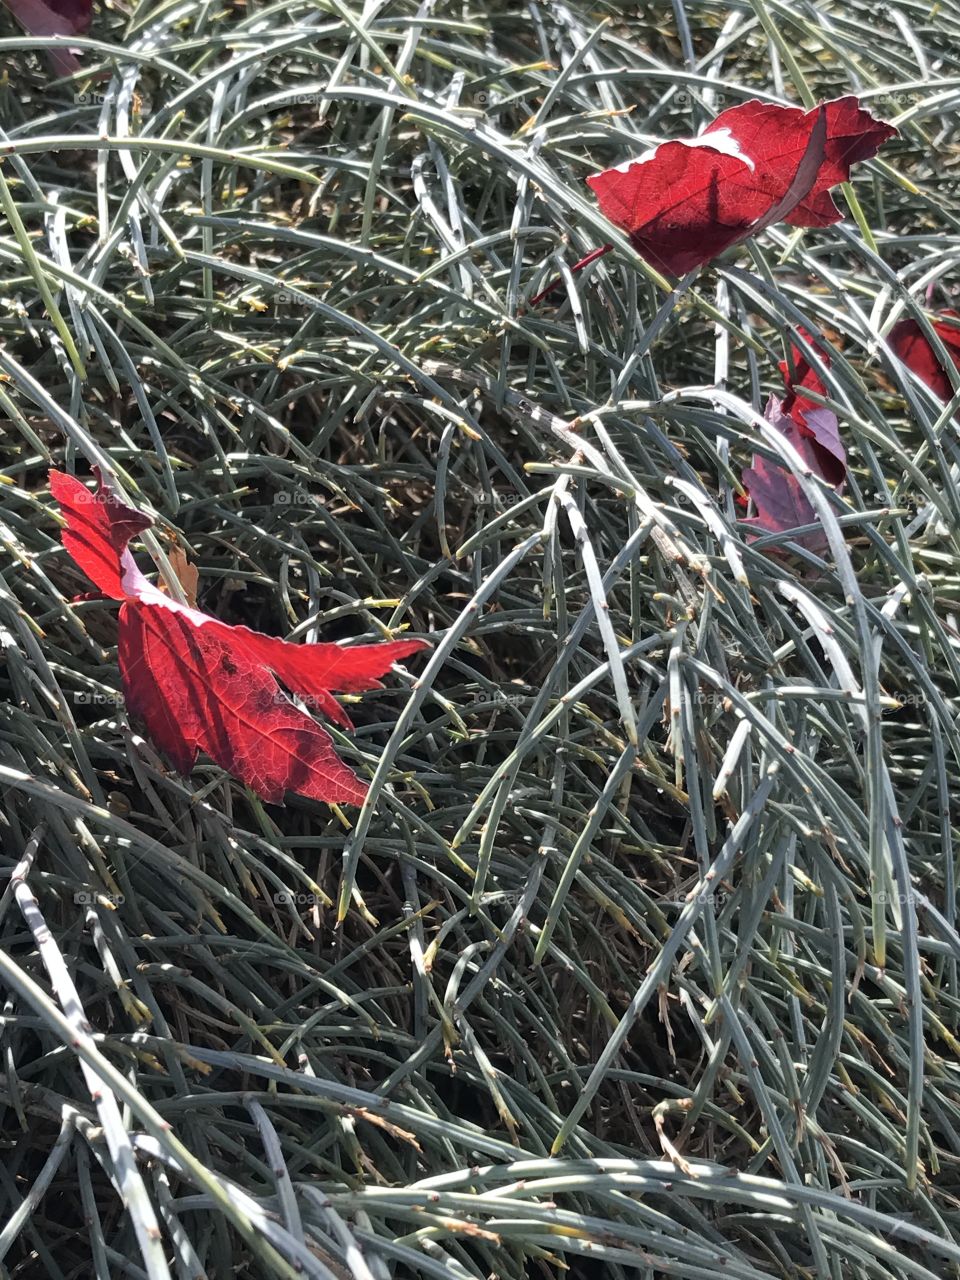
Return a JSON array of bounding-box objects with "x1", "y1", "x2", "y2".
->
[
  {"x1": 778, "y1": 332, "x2": 846, "y2": 487},
  {"x1": 2, "y1": 0, "x2": 92, "y2": 75},
  {"x1": 741, "y1": 451, "x2": 826, "y2": 551},
  {"x1": 50, "y1": 469, "x2": 427, "y2": 806},
  {"x1": 533, "y1": 96, "x2": 894, "y2": 300},
  {"x1": 779, "y1": 330, "x2": 828, "y2": 422},
  {"x1": 587, "y1": 96, "x2": 894, "y2": 276},
  {"x1": 889, "y1": 311, "x2": 960, "y2": 401},
  {"x1": 740, "y1": 389, "x2": 845, "y2": 551}
]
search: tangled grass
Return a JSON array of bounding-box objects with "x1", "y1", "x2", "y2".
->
[{"x1": 0, "y1": 0, "x2": 959, "y2": 1276}]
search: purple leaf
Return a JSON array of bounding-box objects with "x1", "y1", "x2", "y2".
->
[
  {"x1": 793, "y1": 403, "x2": 846, "y2": 488},
  {"x1": 2, "y1": 0, "x2": 92, "y2": 75},
  {"x1": 741, "y1": 452, "x2": 825, "y2": 549},
  {"x1": 741, "y1": 394, "x2": 844, "y2": 551},
  {"x1": 766, "y1": 393, "x2": 846, "y2": 488}
]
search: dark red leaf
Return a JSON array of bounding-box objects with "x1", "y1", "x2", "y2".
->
[
  {"x1": 741, "y1": 453, "x2": 825, "y2": 549},
  {"x1": 889, "y1": 311, "x2": 960, "y2": 401},
  {"x1": 740, "y1": 393, "x2": 845, "y2": 551},
  {"x1": 708, "y1": 97, "x2": 896, "y2": 228},
  {"x1": 779, "y1": 330, "x2": 828, "y2": 420},
  {"x1": 777, "y1": 334, "x2": 846, "y2": 486},
  {"x1": 2, "y1": 0, "x2": 92, "y2": 75},
  {"x1": 587, "y1": 138, "x2": 770, "y2": 276},
  {"x1": 51, "y1": 469, "x2": 427, "y2": 804},
  {"x1": 585, "y1": 96, "x2": 895, "y2": 276},
  {"x1": 790, "y1": 403, "x2": 846, "y2": 489}
]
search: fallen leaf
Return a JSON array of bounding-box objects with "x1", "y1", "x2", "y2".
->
[
  {"x1": 741, "y1": 450, "x2": 825, "y2": 550},
  {"x1": 889, "y1": 311, "x2": 960, "y2": 401},
  {"x1": 50, "y1": 469, "x2": 427, "y2": 805},
  {"x1": 741, "y1": 389, "x2": 845, "y2": 551},
  {"x1": 2, "y1": 0, "x2": 92, "y2": 75},
  {"x1": 790, "y1": 403, "x2": 846, "y2": 490},
  {"x1": 778, "y1": 333, "x2": 846, "y2": 487},
  {"x1": 740, "y1": 321, "x2": 848, "y2": 551},
  {"x1": 158, "y1": 544, "x2": 200, "y2": 608},
  {"x1": 582, "y1": 97, "x2": 895, "y2": 278},
  {"x1": 779, "y1": 331, "x2": 829, "y2": 424}
]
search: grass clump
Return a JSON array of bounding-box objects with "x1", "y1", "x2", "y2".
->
[{"x1": 0, "y1": 0, "x2": 958, "y2": 1277}]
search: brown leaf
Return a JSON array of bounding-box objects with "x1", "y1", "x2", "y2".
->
[{"x1": 159, "y1": 544, "x2": 200, "y2": 608}]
